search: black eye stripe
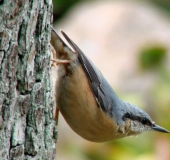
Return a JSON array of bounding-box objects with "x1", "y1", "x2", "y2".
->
[
  {"x1": 122, "y1": 113, "x2": 139, "y2": 121},
  {"x1": 122, "y1": 113, "x2": 152, "y2": 126}
]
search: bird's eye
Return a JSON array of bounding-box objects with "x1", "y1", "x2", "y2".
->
[{"x1": 142, "y1": 118, "x2": 147, "y2": 125}]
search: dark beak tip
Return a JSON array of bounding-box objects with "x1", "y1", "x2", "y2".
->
[{"x1": 152, "y1": 124, "x2": 170, "y2": 133}]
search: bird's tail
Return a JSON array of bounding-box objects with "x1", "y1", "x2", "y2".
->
[{"x1": 51, "y1": 27, "x2": 73, "y2": 60}]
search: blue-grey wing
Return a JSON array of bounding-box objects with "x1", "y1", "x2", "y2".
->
[{"x1": 61, "y1": 30, "x2": 120, "y2": 115}]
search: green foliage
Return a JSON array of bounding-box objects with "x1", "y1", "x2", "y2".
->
[
  {"x1": 139, "y1": 45, "x2": 167, "y2": 70},
  {"x1": 151, "y1": 0, "x2": 170, "y2": 13}
]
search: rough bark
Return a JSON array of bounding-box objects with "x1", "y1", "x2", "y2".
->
[{"x1": 0, "y1": 0, "x2": 57, "y2": 159}]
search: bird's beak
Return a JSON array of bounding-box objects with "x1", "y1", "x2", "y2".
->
[{"x1": 152, "y1": 124, "x2": 169, "y2": 133}]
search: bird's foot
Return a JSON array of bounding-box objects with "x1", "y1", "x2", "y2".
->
[{"x1": 51, "y1": 59, "x2": 70, "y2": 65}]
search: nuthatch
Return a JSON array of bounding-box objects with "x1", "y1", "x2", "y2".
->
[{"x1": 51, "y1": 28, "x2": 169, "y2": 142}]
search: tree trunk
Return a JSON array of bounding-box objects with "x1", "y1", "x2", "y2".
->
[{"x1": 0, "y1": 0, "x2": 57, "y2": 159}]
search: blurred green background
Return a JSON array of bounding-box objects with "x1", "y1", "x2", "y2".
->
[{"x1": 52, "y1": 0, "x2": 170, "y2": 160}]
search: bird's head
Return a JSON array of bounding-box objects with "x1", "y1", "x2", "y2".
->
[{"x1": 116, "y1": 101, "x2": 169, "y2": 137}]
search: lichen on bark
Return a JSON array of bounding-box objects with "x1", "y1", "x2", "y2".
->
[{"x1": 0, "y1": 0, "x2": 57, "y2": 159}]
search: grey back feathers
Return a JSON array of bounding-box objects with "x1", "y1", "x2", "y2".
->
[{"x1": 60, "y1": 30, "x2": 120, "y2": 116}]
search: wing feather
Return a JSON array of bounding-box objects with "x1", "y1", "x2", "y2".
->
[{"x1": 61, "y1": 30, "x2": 118, "y2": 114}]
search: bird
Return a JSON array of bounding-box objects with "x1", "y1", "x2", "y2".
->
[{"x1": 50, "y1": 28, "x2": 169, "y2": 142}]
